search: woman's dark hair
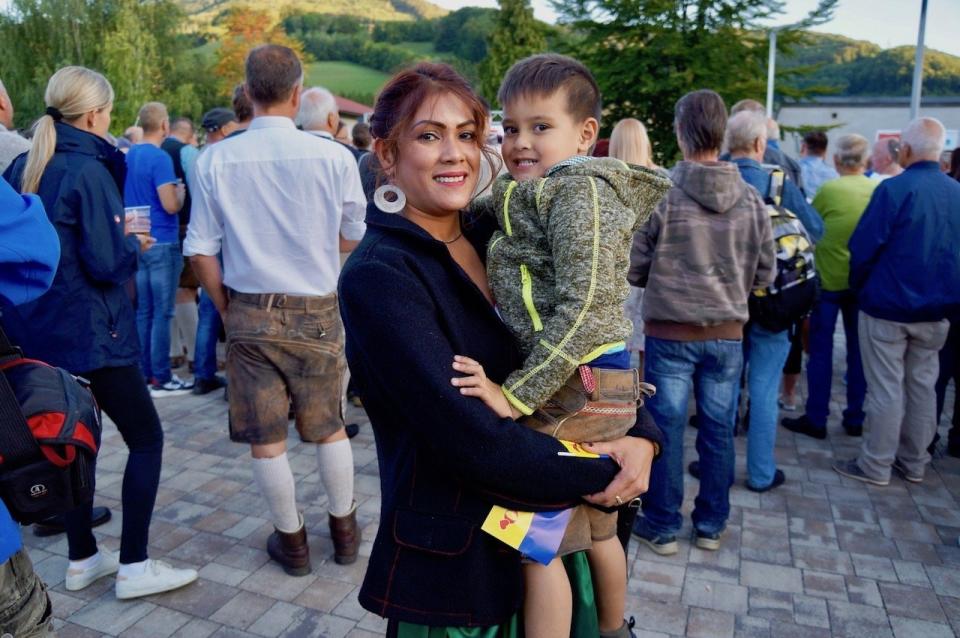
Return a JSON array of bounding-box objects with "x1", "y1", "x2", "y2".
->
[
  {"x1": 674, "y1": 89, "x2": 727, "y2": 155},
  {"x1": 371, "y1": 62, "x2": 494, "y2": 180}
]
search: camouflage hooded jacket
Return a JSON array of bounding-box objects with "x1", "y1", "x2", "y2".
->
[{"x1": 480, "y1": 158, "x2": 672, "y2": 416}]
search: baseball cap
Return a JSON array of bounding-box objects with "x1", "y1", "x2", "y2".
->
[{"x1": 201, "y1": 108, "x2": 237, "y2": 132}]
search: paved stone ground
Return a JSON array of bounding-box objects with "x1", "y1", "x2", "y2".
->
[{"x1": 24, "y1": 332, "x2": 960, "y2": 638}]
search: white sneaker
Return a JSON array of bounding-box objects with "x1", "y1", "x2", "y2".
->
[
  {"x1": 115, "y1": 559, "x2": 198, "y2": 600},
  {"x1": 65, "y1": 549, "x2": 120, "y2": 591},
  {"x1": 149, "y1": 375, "x2": 194, "y2": 398}
]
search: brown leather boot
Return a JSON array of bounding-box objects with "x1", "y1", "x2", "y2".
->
[
  {"x1": 267, "y1": 516, "x2": 311, "y2": 576},
  {"x1": 329, "y1": 501, "x2": 360, "y2": 565}
]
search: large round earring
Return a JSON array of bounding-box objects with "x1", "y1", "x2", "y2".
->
[{"x1": 374, "y1": 184, "x2": 406, "y2": 214}]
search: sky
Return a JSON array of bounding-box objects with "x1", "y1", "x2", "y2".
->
[{"x1": 428, "y1": 0, "x2": 960, "y2": 57}]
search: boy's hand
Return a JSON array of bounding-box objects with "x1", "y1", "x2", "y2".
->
[{"x1": 451, "y1": 355, "x2": 516, "y2": 419}]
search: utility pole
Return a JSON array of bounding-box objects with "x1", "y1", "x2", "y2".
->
[
  {"x1": 766, "y1": 28, "x2": 777, "y2": 117},
  {"x1": 910, "y1": 0, "x2": 929, "y2": 120}
]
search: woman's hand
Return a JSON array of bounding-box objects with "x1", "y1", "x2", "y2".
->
[
  {"x1": 451, "y1": 355, "x2": 517, "y2": 419},
  {"x1": 135, "y1": 234, "x2": 156, "y2": 253},
  {"x1": 581, "y1": 436, "x2": 655, "y2": 507}
]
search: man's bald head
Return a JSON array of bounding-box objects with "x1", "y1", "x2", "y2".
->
[
  {"x1": 730, "y1": 99, "x2": 765, "y2": 115},
  {"x1": 900, "y1": 117, "x2": 946, "y2": 164}
]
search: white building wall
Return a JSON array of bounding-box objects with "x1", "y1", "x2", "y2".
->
[{"x1": 775, "y1": 104, "x2": 960, "y2": 158}]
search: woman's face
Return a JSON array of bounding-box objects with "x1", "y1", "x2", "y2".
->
[{"x1": 386, "y1": 94, "x2": 481, "y2": 217}]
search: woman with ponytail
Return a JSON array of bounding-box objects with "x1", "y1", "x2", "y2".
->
[{"x1": 1, "y1": 66, "x2": 197, "y2": 600}]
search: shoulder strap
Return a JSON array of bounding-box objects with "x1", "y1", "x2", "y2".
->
[
  {"x1": 0, "y1": 325, "x2": 45, "y2": 468},
  {"x1": 767, "y1": 169, "x2": 785, "y2": 206}
]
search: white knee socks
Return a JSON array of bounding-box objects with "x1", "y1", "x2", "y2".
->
[
  {"x1": 251, "y1": 453, "x2": 301, "y2": 533},
  {"x1": 316, "y1": 439, "x2": 355, "y2": 517}
]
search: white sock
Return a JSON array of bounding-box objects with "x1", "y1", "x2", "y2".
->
[
  {"x1": 316, "y1": 439, "x2": 355, "y2": 517},
  {"x1": 175, "y1": 301, "x2": 199, "y2": 361},
  {"x1": 118, "y1": 559, "x2": 148, "y2": 578},
  {"x1": 252, "y1": 453, "x2": 301, "y2": 533},
  {"x1": 69, "y1": 551, "x2": 102, "y2": 571}
]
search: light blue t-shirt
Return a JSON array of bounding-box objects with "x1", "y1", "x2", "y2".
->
[{"x1": 124, "y1": 143, "x2": 178, "y2": 244}]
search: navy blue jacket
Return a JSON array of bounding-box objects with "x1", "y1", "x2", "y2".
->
[
  {"x1": 340, "y1": 205, "x2": 647, "y2": 627},
  {"x1": 849, "y1": 161, "x2": 960, "y2": 323},
  {"x1": 732, "y1": 157, "x2": 824, "y2": 241},
  {"x1": 2, "y1": 123, "x2": 141, "y2": 373}
]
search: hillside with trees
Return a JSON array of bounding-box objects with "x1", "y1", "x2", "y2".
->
[{"x1": 781, "y1": 32, "x2": 960, "y2": 97}]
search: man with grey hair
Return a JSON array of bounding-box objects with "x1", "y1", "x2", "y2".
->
[
  {"x1": 834, "y1": 117, "x2": 960, "y2": 486},
  {"x1": 0, "y1": 79, "x2": 31, "y2": 172},
  {"x1": 783, "y1": 134, "x2": 876, "y2": 441},
  {"x1": 297, "y1": 86, "x2": 363, "y2": 160},
  {"x1": 698, "y1": 109, "x2": 820, "y2": 494},
  {"x1": 630, "y1": 90, "x2": 774, "y2": 554},
  {"x1": 870, "y1": 138, "x2": 903, "y2": 181},
  {"x1": 728, "y1": 99, "x2": 804, "y2": 193}
]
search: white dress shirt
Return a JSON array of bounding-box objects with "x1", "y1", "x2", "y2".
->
[{"x1": 184, "y1": 116, "x2": 366, "y2": 296}]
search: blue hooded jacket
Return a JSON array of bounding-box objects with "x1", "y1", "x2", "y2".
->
[
  {"x1": 2, "y1": 123, "x2": 141, "y2": 373},
  {"x1": 849, "y1": 161, "x2": 960, "y2": 323},
  {"x1": 0, "y1": 176, "x2": 60, "y2": 562}
]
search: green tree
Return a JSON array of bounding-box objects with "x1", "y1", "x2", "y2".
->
[
  {"x1": 0, "y1": 0, "x2": 214, "y2": 131},
  {"x1": 479, "y1": 0, "x2": 546, "y2": 103},
  {"x1": 551, "y1": 0, "x2": 838, "y2": 161}
]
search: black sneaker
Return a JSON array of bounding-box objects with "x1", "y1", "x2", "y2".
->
[
  {"x1": 746, "y1": 469, "x2": 786, "y2": 493},
  {"x1": 694, "y1": 527, "x2": 724, "y2": 551},
  {"x1": 345, "y1": 423, "x2": 360, "y2": 439},
  {"x1": 781, "y1": 414, "x2": 827, "y2": 440},
  {"x1": 192, "y1": 375, "x2": 227, "y2": 395},
  {"x1": 34, "y1": 506, "x2": 111, "y2": 537},
  {"x1": 632, "y1": 520, "x2": 678, "y2": 556},
  {"x1": 688, "y1": 461, "x2": 700, "y2": 480},
  {"x1": 841, "y1": 420, "x2": 863, "y2": 437}
]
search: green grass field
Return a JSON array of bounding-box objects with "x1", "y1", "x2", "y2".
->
[
  {"x1": 305, "y1": 61, "x2": 390, "y2": 102},
  {"x1": 398, "y1": 40, "x2": 436, "y2": 56}
]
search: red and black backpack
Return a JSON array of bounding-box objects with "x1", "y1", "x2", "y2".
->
[{"x1": 0, "y1": 326, "x2": 101, "y2": 524}]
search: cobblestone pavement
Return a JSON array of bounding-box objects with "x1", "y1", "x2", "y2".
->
[{"x1": 27, "y1": 333, "x2": 960, "y2": 638}]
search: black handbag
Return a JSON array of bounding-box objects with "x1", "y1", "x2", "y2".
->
[{"x1": 0, "y1": 326, "x2": 101, "y2": 524}]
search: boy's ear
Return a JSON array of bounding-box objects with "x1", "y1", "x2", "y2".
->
[{"x1": 578, "y1": 118, "x2": 600, "y2": 154}]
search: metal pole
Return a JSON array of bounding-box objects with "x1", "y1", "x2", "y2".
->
[
  {"x1": 766, "y1": 29, "x2": 777, "y2": 117},
  {"x1": 910, "y1": 0, "x2": 929, "y2": 119}
]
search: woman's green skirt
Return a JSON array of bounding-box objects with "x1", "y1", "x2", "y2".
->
[{"x1": 391, "y1": 552, "x2": 600, "y2": 638}]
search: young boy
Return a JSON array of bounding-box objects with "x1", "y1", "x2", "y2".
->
[{"x1": 453, "y1": 54, "x2": 671, "y2": 638}]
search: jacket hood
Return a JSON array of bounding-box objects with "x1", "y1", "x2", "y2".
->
[
  {"x1": 550, "y1": 157, "x2": 673, "y2": 224},
  {"x1": 670, "y1": 160, "x2": 747, "y2": 214}
]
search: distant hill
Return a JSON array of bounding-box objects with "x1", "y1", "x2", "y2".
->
[
  {"x1": 179, "y1": 0, "x2": 447, "y2": 29},
  {"x1": 782, "y1": 32, "x2": 960, "y2": 97}
]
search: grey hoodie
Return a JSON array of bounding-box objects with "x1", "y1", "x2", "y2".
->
[{"x1": 629, "y1": 160, "x2": 775, "y2": 339}]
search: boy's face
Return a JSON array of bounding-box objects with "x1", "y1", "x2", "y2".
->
[{"x1": 501, "y1": 89, "x2": 599, "y2": 181}]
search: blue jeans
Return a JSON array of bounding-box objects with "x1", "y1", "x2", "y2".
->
[
  {"x1": 741, "y1": 325, "x2": 791, "y2": 489},
  {"x1": 136, "y1": 242, "x2": 182, "y2": 384},
  {"x1": 194, "y1": 289, "x2": 222, "y2": 381},
  {"x1": 805, "y1": 289, "x2": 866, "y2": 428},
  {"x1": 641, "y1": 336, "x2": 742, "y2": 536}
]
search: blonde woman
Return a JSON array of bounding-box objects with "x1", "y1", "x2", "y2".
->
[
  {"x1": 1, "y1": 66, "x2": 197, "y2": 599},
  {"x1": 609, "y1": 118, "x2": 669, "y2": 370}
]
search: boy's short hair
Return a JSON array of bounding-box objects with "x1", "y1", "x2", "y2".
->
[{"x1": 497, "y1": 53, "x2": 602, "y2": 124}]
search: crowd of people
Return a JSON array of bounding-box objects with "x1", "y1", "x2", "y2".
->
[{"x1": 0, "y1": 42, "x2": 958, "y2": 638}]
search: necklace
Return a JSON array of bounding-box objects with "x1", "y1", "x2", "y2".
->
[
  {"x1": 440, "y1": 218, "x2": 463, "y2": 244},
  {"x1": 441, "y1": 231, "x2": 463, "y2": 244}
]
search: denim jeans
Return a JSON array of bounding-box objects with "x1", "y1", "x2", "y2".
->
[
  {"x1": 805, "y1": 289, "x2": 866, "y2": 428},
  {"x1": 0, "y1": 549, "x2": 53, "y2": 637},
  {"x1": 641, "y1": 336, "x2": 742, "y2": 536},
  {"x1": 136, "y1": 242, "x2": 183, "y2": 384},
  {"x1": 194, "y1": 289, "x2": 222, "y2": 381},
  {"x1": 741, "y1": 325, "x2": 791, "y2": 489}
]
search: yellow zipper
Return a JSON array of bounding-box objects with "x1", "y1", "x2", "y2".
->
[{"x1": 520, "y1": 264, "x2": 543, "y2": 332}]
